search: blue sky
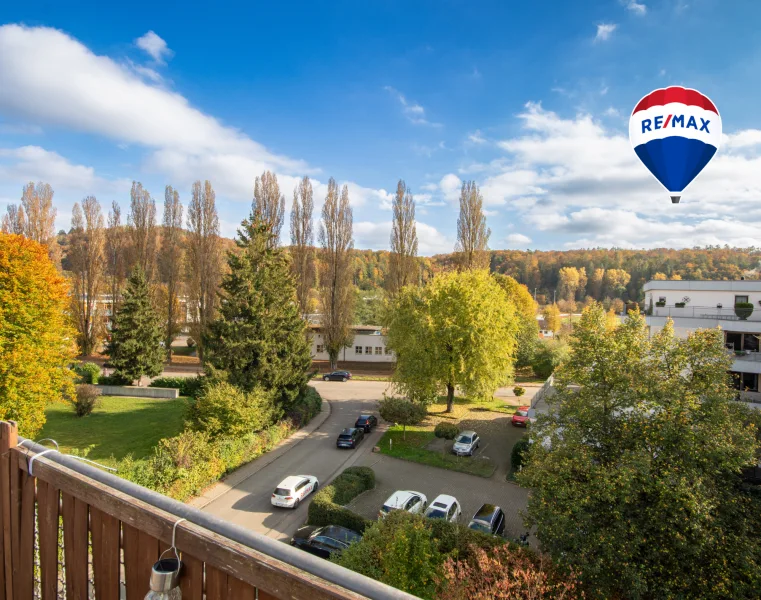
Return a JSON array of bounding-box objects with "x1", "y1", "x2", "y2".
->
[{"x1": 2, "y1": 0, "x2": 761, "y2": 253}]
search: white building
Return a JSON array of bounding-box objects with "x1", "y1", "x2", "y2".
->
[
  {"x1": 309, "y1": 324, "x2": 395, "y2": 363},
  {"x1": 643, "y1": 279, "x2": 761, "y2": 401}
]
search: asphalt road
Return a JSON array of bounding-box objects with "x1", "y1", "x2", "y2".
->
[{"x1": 200, "y1": 380, "x2": 391, "y2": 541}]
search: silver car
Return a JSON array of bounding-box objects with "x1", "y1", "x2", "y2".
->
[{"x1": 452, "y1": 430, "x2": 480, "y2": 456}]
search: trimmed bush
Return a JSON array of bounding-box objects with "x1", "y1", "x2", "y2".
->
[
  {"x1": 189, "y1": 382, "x2": 281, "y2": 437},
  {"x1": 70, "y1": 384, "x2": 102, "y2": 417},
  {"x1": 73, "y1": 362, "x2": 101, "y2": 384},
  {"x1": 513, "y1": 386, "x2": 526, "y2": 397},
  {"x1": 434, "y1": 422, "x2": 459, "y2": 440},
  {"x1": 511, "y1": 437, "x2": 531, "y2": 472},
  {"x1": 735, "y1": 302, "x2": 754, "y2": 320},
  {"x1": 307, "y1": 467, "x2": 375, "y2": 533},
  {"x1": 149, "y1": 375, "x2": 205, "y2": 398}
]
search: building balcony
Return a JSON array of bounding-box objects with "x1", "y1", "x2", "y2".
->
[{"x1": 650, "y1": 305, "x2": 761, "y2": 321}]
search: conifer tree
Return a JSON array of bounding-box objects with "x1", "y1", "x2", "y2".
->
[
  {"x1": 106, "y1": 266, "x2": 164, "y2": 384},
  {"x1": 204, "y1": 214, "x2": 312, "y2": 409}
]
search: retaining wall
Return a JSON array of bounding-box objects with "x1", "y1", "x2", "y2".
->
[{"x1": 95, "y1": 385, "x2": 179, "y2": 399}]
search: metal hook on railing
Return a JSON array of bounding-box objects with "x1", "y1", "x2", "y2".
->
[
  {"x1": 17, "y1": 437, "x2": 117, "y2": 475},
  {"x1": 159, "y1": 517, "x2": 187, "y2": 563}
]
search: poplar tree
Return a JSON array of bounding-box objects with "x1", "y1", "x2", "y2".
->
[
  {"x1": 455, "y1": 180, "x2": 490, "y2": 270},
  {"x1": 106, "y1": 266, "x2": 164, "y2": 384},
  {"x1": 253, "y1": 170, "x2": 285, "y2": 246},
  {"x1": 290, "y1": 176, "x2": 315, "y2": 316},
  {"x1": 127, "y1": 182, "x2": 157, "y2": 280},
  {"x1": 160, "y1": 185, "x2": 184, "y2": 354},
  {"x1": 204, "y1": 214, "x2": 312, "y2": 408},
  {"x1": 387, "y1": 179, "x2": 418, "y2": 296},
  {"x1": 105, "y1": 201, "x2": 127, "y2": 312},
  {"x1": 318, "y1": 179, "x2": 355, "y2": 369}
]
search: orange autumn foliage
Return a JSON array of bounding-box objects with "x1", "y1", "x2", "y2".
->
[{"x1": 0, "y1": 233, "x2": 76, "y2": 437}]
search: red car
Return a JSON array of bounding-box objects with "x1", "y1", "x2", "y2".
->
[{"x1": 511, "y1": 406, "x2": 531, "y2": 427}]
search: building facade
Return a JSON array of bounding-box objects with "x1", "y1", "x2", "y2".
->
[
  {"x1": 309, "y1": 324, "x2": 395, "y2": 363},
  {"x1": 643, "y1": 279, "x2": 761, "y2": 402}
]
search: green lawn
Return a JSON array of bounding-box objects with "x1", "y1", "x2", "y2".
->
[
  {"x1": 39, "y1": 396, "x2": 191, "y2": 466},
  {"x1": 378, "y1": 425, "x2": 496, "y2": 478}
]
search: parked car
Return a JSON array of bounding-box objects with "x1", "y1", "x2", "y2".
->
[
  {"x1": 355, "y1": 414, "x2": 378, "y2": 432},
  {"x1": 452, "y1": 430, "x2": 480, "y2": 456},
  {"x1": 512, "y1": 406, "x2": 531, "y2": 427},
  {"x1": 322, "y1": 371, "x2": 352, "y2": 382},
  {"x1": 424, "y1": 494, "x2": 462, "y2": 523},
  {"x1": 467, "y1": 503, "x2": 506, "y2": 537},
  {"x1": 336, "y1": 427, "x2": 364, "y2": 449},
  {"x1": 290, "y1": 525, "x2": 362, "y2": 559},
  {"x1": 379, "y1": 490, "x2": 428, "y2": 518},
  {"x1": 271, "y1": 475, "x2": 319, "y2": 508}
]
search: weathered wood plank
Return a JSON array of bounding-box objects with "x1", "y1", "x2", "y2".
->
[
  {"x1": 137, "y1": 530, "x2": 159, "y2": 598},
  {"x1": 91, "y1": 507, "x2": 120, "y2": 600},
  {"x1": 61, "y1": 493, "x2": 88, "y2": 599},
  {"x1": 5, "y1": 425, "x2": 20, "y2": 600},
  {"x1": 0, "y1": 421, "x2": 18, "y2": 600},
  {"x1": 122, "y1": 524, "x2": 142, "y2": 600},
  {"x1": 228, "y1": 577, "x2": 256, "y2": 600},
  {"x1": 17, "y1": 456, "x2": 35, "y2": 600},
  {"x1": 15, "y1": 450, "x2": 365, "y2": 600},
  {"x1": 36, "y1": 480, "x2": 60, "y2": 600},
  {"x1": 179, "y1": 553, "x2": 203, "y2": 600},
  {"x1": 258, "y1": 591, "x2": 281, "y2": 600},
  {"x1": 205, "y1": 565, "x2": 227, "y2": 600}
]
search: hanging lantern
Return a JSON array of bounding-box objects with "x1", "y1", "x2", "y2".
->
[{"x1": 145, "y1": 556, "x2": 182, "y2": 599}]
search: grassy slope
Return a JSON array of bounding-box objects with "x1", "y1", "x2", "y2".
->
[{"x1": 39, "y1": 396, "x2": 190, "y2": 466}]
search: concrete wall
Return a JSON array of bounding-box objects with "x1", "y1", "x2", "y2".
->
[{"x1": 95, "y1": 385, "x2": 179, "y2": 399}]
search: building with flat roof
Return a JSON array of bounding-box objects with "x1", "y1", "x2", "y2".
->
[
  {"x1": 643, "y1": 279, "x2": 761, "y2": 402},
  {"x1": 309, "y1": 324, "x2": 395, "y2": 363}
]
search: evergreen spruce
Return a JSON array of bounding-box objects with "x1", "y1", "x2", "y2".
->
[
  {"x1": 106, "y1": 266, "x2": 165, "y2": 384},
  {"x1": 204, "y1": 216, "x2": 312, "y2": 409}
]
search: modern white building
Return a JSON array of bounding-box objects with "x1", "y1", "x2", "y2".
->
[
  {"x1": 643, "y1": 279, "x2": 761, "y2": 401},
  {"x1": 309, "y1": 324, "x2": 395, "y2": 363}
]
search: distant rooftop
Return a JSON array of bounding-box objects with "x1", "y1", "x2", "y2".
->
[{"x1": 643, "y1": 280, "x2": 761, "y2": 292}]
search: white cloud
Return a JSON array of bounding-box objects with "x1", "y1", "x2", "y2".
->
[
  {"x1": 135, "y1": 31, "x2": 173, "y2": 64},
  {"x1": 467, "y1": 130, "x2": 487, "y2": 144},
  {"x1": 623, "y1": 1, "x2": 647, "y2": 15},
  {"x1": 353, "y1": 220, "x2": 453, "y2": 255},
  {"x1": 595, "y1": 23, "x2": 617, "y2": 42},
  {"x1": 384, "y1": 86, "x2": 442, "y2": 127},
  {"x1": 506, "y1": 233, "x2": 532, "y2": 246},
  {"x1": 439, "y1": 173, "x2": 462, "y2": 204}
]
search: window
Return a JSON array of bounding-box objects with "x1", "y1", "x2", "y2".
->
[
  {"x1": 316, "y1": 344, "x2": 324, "y2": 353},
  {"x1": 448, "y1": 502, "x2": 459, "y2": 520},
  {"x1": 736, "y1": 295, "x2": 749, "y2": 305},
  {"x1": 355, "y1": 346, "x2": 363, "y2": 355},
  {"x1": 375, "y1": 347, "x2": 382, "y2": 355},
  {"x1": 365, "y1": 346, "x2": 372, "y2": 355},
  {"x1": 385, "y1": 347, "x2": 392, "y2": 355}
]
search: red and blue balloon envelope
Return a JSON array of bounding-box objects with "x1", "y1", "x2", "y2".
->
[{"x1": 629, "y1": 86, "x2": 721, "y2": 203}]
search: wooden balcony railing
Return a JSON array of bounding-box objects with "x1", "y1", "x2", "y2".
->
[{"x1": 0, "y1": 421, "x2": 417, "y2": 600}]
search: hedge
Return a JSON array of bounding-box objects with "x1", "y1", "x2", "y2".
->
[
  {"x1": 427, "y1": 517, "x2": 505, "y2": 560},
  {"x1": 434, "y1": 422, "x2": 459, "y2": 440},
  {"x1": 511, "y1": 437, "x2": 531, "y2": 472},
  {"x1": 307, "y1": 466, "x2": 375, "y2": 533},
  {"x1": 72, "y1": 362, "x2": 101, "y2": 385},
  {"x1": 288, "y1": 386, "x2": 323, "y2": 427},
  {"x1": 149, "y1": 375, "x2": 205, "y2": 398}
]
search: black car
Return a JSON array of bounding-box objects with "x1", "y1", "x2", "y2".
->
[
  {"x1": 290, "y1": 525, "x2": 362, "y2": 559},
  {"x1": 355, "y1": 414, "x2": 378, "y2": 432},
  {"x1": 323, "y1": 370, "x2": 352, "y2": 382},
  {"x1": 336, "y1": 427, "x2": 364, "y2": 449},
  {"x1": 467, "y1": 504, "x2": 506, "y2": 537}
]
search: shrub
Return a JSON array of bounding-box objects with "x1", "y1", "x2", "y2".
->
[
  {"x1": 98, "y1": 372, "x2": 131, "y2": 386},
  {"x1": 189, "y1": 382, "x2": 281, "y2": 437},
  {"x1": 735, "y1": 302, "x2": 754, "y2": 320},
  {"x1": 70, "y1": 384, "x2": 102, "y2": 417},
  {"x1": 511, "y1": 437, "x2": 531, "y2": 472},
  {"x1": 434, "y1": 422, "x2": 459, "y2": 440},
  {"x1": 513, "y1": 386, "x2": 526, "y2": 397},
  {"x1": 149, "y1": 375, "x2": 205, "y2": 398},
  {"x1": 307, "y1": 467, "x2": 375, "y2": 533},
  {"x1": 72, "y1": 361, "x2": 101, "y2": 384},
  {"x1": 531, "y1": 340, "x2": 569, "y2": 379},
  {"x1": 186, "y1": 337, "x2": 196, "y2": 348},
  {"x1": 379, "y1": 395, "x2": 428, "y2": 438},
  {"x1": 287, "y1": 386, "x2": 323, "y2": 427}
]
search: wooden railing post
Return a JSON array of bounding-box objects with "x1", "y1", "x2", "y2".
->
[{"x1": 0, "y1": 421, "x2": 19, "y2": 600}]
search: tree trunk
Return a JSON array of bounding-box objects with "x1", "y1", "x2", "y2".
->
[{"x1": 446, "y1": 383, "x2": 455, "y2": 413}]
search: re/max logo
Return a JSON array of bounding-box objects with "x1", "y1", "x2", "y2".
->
[{"x1": 641, "y1": 114, "x2": 710, "y2": 134}]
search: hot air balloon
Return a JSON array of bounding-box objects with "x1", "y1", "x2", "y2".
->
[{"x1": 629, "y1": 86, "x2": 721, "y2": 203}]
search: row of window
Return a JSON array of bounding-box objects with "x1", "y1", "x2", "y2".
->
[
  {"x1": 314, "y1": 344, "x2": 392, "y2": 356},
  {"x1": 657, "y1": 295, "x2": 751, "y2": 304}
]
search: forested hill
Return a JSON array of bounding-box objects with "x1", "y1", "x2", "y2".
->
[{"x1": 352, "y1": 247, "x2": 761, "y2": 303}]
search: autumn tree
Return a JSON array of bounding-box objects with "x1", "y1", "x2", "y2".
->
[
  {"x1": 455, "y1": 180, "x2": 490, "y2": 270},
  {"x1": 558, "y1": 266, "x2": 582, "y2": 302},
  {"x1": 160, "y1": 185, "x2": 184, "y2": 354},
  {"x1": 186, "y1": 180, "x2": 222, "y2": 361},
  {"x1": 253, "y1": 170, "x2": 285, "y2": 246},
  {"x1": 290, "y1": 176, "x2": 315, "y2": 316},
  {"x1": 494, "y1": 274, "x2": 539, "y2": 368},
  {"x1": 520, "y1": 306, "x2": 761, "y2": 599},
  {"x1": 318, "y1": 178, "x2": 355, "y2": 369},
  {"x1": 387, "y1": 179, "x2": 418, "y2": 296},
  {"x1": 204, "y1": 215, "x2": 312, "y2": 409},
  {"x1": 0, "y1": 234, "x2": 76, "y2": 437},
  {"x1": 387, "y1": 270, "x2": 518, "y2": 412},
  {"x1": 378, "y1": 395, "x2": 427, "y2": 439},
  {"x1": 1, "y1": 203, "x2": 24, "y2": 234},
  {"x1": 69, "y1": 197, "x2": 106, "y2": 356},
  {"x1": 14, "y1": 182, "x2": 60, "y2": 265},
  {"x1": 106, "y1": 266, "x2": 165, "y2": 384},
  {"x1": 603, "y1": 268, "x2": 630, "y2": 299},
  {"x1": 127, "y1": 181, "x2": 157, "y2": 280},
  {"x1": 588, "y1": 267, "x2": 605, "y2": 299},
  {"x1": 105, "y1": 201, "x2": 127, "y2": 311},
  {"x1": 543, "y1": 303, "x2": 561, "y2": 333}
]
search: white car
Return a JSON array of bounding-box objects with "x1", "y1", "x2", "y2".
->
[
  {"x1": 271, "y1": 475, "x2": 319, "y2": 508},
  {"x1": 378, "y1": 490, "x2": 428, "y2": 519},
  {"x1": 424, "y1": 494, "x2": 462, "y2": 523},
  {"x1": 452, "y1": 430, "x2": 480, "y2": 456}
]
